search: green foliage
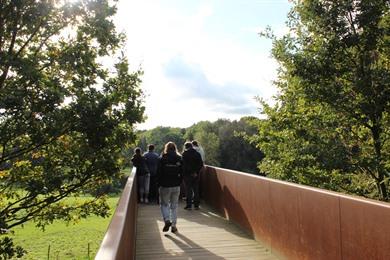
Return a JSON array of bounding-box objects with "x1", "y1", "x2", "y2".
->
[
  {"x1": 185, "y1": 121, "x2": 220, "y2": 166},
  {"x1": 219, "y1": 117, "x2": 264, "y2": 175},
  {"x1": 0, "y1": 237, "x2": 26, "y2": 260},
  {"x1": 140, "y1": 126, "x2": 186, "y2": 153},
  {"x1": 12, "y1": 196, "x2": 119, "y2": 259},
  {"x1": 136, "y1": 118, "x2": 264, "y2": 173},
  {"x1": 0, "y1": 0, "x2": 144, "y2": 257},
  {"x1": 252, "y1": 0, "x2": 390, "y2": 200}
]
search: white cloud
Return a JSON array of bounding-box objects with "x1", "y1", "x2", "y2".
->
[{"x1": 114, "y1": 0, "x2": 280, "y2": 129}]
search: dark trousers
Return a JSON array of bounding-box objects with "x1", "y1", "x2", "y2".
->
[
  {"x1": 149, "y1": 175, "x2": 159, "y2": 203},
  {"x1": 198, "y1": 166, "x2": 205, "y2": 198},
  {"x1": 184, "y1": 175, "x2": 200, "y2": 207},
  {"x1": 179, "y1": 181, "x2": 186, "y2": 200}
]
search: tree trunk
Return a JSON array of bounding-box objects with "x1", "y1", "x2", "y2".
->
[{"x1": 371, "y1": 122, "x2": 388, "y2": 201}]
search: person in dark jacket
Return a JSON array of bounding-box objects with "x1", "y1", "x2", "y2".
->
[
  {"x1": 144, "y1": 144, "x2": 160, "y2": 203},
  {"x1": 131, "y1": 147, "x2": 150, "y2": 203},
  {"x1": 182, "y1": 142, "x2": 203, "y2": 210},
  {"x1": 157, "y1": 142, "x2": 183, "y2": 233}
]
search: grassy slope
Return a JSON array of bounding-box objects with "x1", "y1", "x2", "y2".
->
[{"x1": 12, "y1": 196, "x2": 119, "y2": 260}]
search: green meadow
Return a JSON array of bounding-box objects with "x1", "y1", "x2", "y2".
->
[{"x1": 11, "y1": 196, "x2": 119, "y2": 260}]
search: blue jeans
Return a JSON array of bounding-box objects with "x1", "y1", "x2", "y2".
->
[
  {"x1": 138, "y1": 174, "x2": 150, "y2": 199},
  {"x1": 159, "y1": 186, "x2": 180, "y2": 225}
]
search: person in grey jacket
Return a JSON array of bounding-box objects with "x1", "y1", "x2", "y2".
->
[{"x1": 144, "y1": 144, "x2": 159, "y2": 203}]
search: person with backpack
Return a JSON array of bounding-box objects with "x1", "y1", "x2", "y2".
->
[
  {"x1": 157, "y1": 142, "x2": 183, "y2": 233},
  {"x1": 182, "y1": 142, "x2": 203, "y2": 210},
  {"x1": 131, "y1": 147, "x2": 150, "y2": 203}
]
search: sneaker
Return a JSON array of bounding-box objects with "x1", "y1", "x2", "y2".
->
[
  {"x1": 184, "y1": 205, "x2": 192, "y2": 210},
  {"x1": 171, "y1": 226, "x2": 178, "y2": 233},
  {"x1": 194, "y1": 206, "x2": 200, "y2": 210},
  {"x1": 162, "y1": 221, "x2": 171, "y2": 232}
]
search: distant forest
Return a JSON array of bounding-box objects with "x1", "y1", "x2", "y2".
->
[{"x1": 131, "y1": 117, "x2": 265, "y2": 176}]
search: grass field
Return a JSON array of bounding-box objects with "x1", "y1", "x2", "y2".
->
[{"x1": 11, "y1": 196, "x2": 119, "y2": 260}]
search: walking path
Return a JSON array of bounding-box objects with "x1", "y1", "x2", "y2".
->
[{"x1": 135, "y1": 202, "x2": 278, "y2": 260}]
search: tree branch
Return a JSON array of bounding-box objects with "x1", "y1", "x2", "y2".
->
[
  {"x1": 0, "y1": 125, "x2": 71, "y2": 164},
  {"x1": 0, "y1": 2, "x2": 4, "y2": 51},
  {"x1": 7, "y1": 193, "x2": 100, "y2": 229},
  {"x1": 0, "y1": 4, "x2": 20, "y2": 89},
  {"x1": 358, "y1": 166, "x2": 379, "y2": 181},
  {"x1": 3, "y1": 161, "x2": 95, "y2": 217},
  {"x1": 15, "y1": 19, "x2": 45, "y2": 58},
  {"x1": 5, "y1": 176, "x2": 94, "y2": 229}
]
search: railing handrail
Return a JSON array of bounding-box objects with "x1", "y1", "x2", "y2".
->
[
  {"x1": 95, "y1": 167, "x2": 137, "y2": 260},
  {"x1": 201, "y1": 166, "x2": 390, "y2": 260},
  {"x1": 209, "y1": 165, "x2": 390, "y2": 207}
]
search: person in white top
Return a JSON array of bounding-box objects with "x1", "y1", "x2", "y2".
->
[{"x1": 191, "y1": 140, "x2": 205, "y2": 163}]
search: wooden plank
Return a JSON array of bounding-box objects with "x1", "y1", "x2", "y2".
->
[{"x1": 135, "y1": 202, "x2": 278, "y2": 259}]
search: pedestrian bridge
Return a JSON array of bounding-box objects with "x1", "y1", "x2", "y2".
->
[{"x1": 96, "y1": 166, "x2": 390, "y2": 260}]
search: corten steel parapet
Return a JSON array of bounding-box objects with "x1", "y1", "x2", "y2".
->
[
  {"x1": 201, "y1": 166, "x2": 390, "y2": 260},
  {"x1": 95, "y1": 168, "x2": 138, "y2": 260}
]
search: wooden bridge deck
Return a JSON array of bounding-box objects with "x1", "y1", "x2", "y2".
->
[{"x1": 135, "y1": 201, "x2": 278, "y2": 260}]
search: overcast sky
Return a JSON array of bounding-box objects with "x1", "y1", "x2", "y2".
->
[{"x1": 114, "y1": 0, "x2": 292, "y2": 129}]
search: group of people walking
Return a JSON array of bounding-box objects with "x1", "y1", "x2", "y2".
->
[{"x1": 131, "y1": 141, "x2": 205, "y2": 233}]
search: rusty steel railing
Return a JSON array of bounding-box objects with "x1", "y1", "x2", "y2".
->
[
  {"x1": 96, "y1": 165, "x2": 390, "y2": 259},
  {"x1": 95, "y1": 167, "x2": 138, "y2": 260},
  {"x1": 201, "y1": 166, "x2": 390, "y2": 260}
]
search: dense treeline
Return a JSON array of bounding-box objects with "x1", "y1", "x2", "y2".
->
[
  {"x1": 131, "y1": 117, "x2": 265, "y2": 175},
  {"x1": 250, "y1": 0, "x2": 390, "y2": 201}
]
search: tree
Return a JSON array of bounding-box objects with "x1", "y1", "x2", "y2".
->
[
  {"x1": 185, "y1": 121, "x2": 220, "y2": 166},
  {"x1": 138, "y1": 126, "x2": 185, "y2": 153},
  {"x1": 252, "y1": 0, "x2": 390, "y2": 200},
  {"x1": 184, "y1": 119, "x2": 265, "y2": 170},
  {"x1": 219, "y1": 117, "x2": 265, "y2": 175},
  {"x1": 0, "y1": 0, "x2": 144, "y2": 257},
  {"x1": 135, "y1": 118, "x2": 266, "y2": 174}
]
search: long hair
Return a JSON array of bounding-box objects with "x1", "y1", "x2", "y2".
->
[{"x1": 163, "y1": 141, "x2": 180, "y2": 155}]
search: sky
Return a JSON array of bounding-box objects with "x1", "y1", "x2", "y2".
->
[{"x1": 114, "y1": 0, "x2": 292, "y2": 130}]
